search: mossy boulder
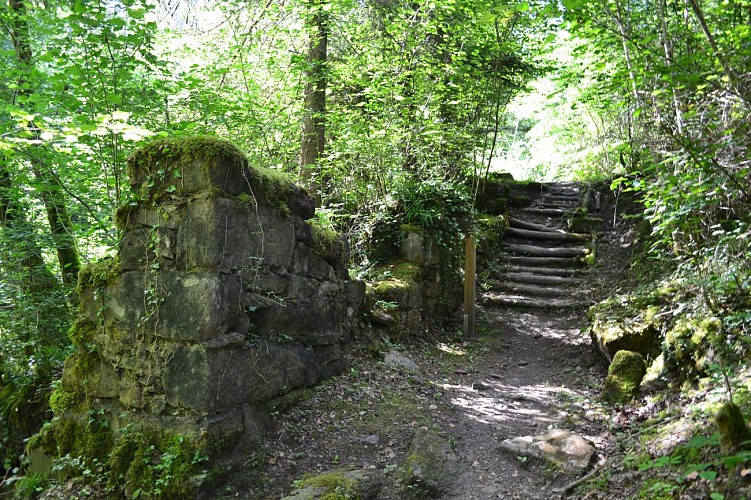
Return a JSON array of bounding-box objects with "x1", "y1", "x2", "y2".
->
[
  {"x1": 716, "y1": 401, "x2": 751, "y2": 454},
  {"x1": 602, "y1": 350, "x2": 647, "y2": 404},
  {"x1": 282, "y1": 470, "x2": 382, "y2": 500},
  {"x1": 126, "y1": 135, "x2": 315, "y2": 219},
  {"x1": 403, "y1": 428, "x2": 458, "y2": 496},
  {"x1": 663, "y1": 316, "x2": 721, "y2": 380}
]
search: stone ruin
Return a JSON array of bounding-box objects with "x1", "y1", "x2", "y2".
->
[{"x1": 50, "y1": 136, "x2": 364, "y2": 454}]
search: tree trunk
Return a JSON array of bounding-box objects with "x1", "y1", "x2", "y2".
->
[
  {"x1": 300, "y1": 0, "x2": 328, "y2": 203},
  {"x1": 9, "y1": 0, "x2": 80, "y2": 284},
  {"x1": 686, "y1": 0, "x2": 734, "y2": 85},
  {"x1": 658, "y1": 0, "x2": 684, "y2": 134}
]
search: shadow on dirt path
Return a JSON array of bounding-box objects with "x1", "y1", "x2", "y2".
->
[{"x1": 437, "y1": 308, "x2": 607, "y2": 499}]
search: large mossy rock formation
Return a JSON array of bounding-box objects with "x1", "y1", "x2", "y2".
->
[
  {"x1": 588, "y1": 295, "x2": 663, "y2": 362},
  {"x1": 32, "y1": 136, "x2": 364, "y2": 479},
  {"x1": 602, "y1": 350, "x2": 647, "y2": 404}
]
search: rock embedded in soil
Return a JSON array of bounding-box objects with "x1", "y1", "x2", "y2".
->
[
  {"x1": 384, "y1": 350, "x2": 420, "y2": 373},
  {"x1": 280, "y1": 469, "x2": 383, "y2": 500},
  {"x1": 403, "y1": 427, "x2": 459, "y2": 496},
  {"x1": 498, "y1": 429, "x2": 596, "y2": 474}
]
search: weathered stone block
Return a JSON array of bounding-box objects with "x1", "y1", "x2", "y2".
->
[
  {"x1": 163, "y1": 344, "x2": 211, "y2": 411},
  {"x1": 116, "y1": 203, "x2": 184, "y2": 231},
  {"x1": 119, "y1": 226, "x2": 177, "y2": 271},
  {"x1": 204, "y1": 411, "x2": 245, "y2": 454},
  {"x1": 206, "y1": 342, "x2": 312, "y2": 407},
  {"x1": 246, "y1": 276, "x2": 352, "y2": 345},
  {"x1": 126, "y1": 136, "x2": 316, "y2": 219},
  {"x1": 293, "y1": 242, "x2": 336, "y2": 281},
  {"x1": 294, "y1": 218, "x2": 313, "y2": 245},
  {"x1": 127, "y1": 136, "x2": 252, "y2": 201},
  {"x1": 176, "y1": 198, "x2": 294, "y2": 270},
  {"x1": 400, "y1": 230, "x2": 441, "y2": 266},
  {"x1": 95, "y1": 271, "x2": 244, "y2": 341}
]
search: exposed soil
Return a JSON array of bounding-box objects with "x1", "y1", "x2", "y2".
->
[
  {"x1": 207, "y1": 184, "x2": 635, "y2": 499},
  {"x1": 209, "y1": 305, "x2": 612, "y2": 499}
]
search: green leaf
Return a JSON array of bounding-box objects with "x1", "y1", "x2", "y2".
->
[
  {"x1": 698, "y1": 470, "x2": 717, "y2": 481},
  {"x1": 710, "y1": 493, "x2": 724, "y2": 500}
]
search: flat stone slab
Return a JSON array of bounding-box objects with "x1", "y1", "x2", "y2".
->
[{"x1": 499, "y1": 429, "x2": 596, "y2": 473}]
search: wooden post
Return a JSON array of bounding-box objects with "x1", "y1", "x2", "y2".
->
[{"x1": 463, "y1": 234, "x2": 476, "y2": 337}]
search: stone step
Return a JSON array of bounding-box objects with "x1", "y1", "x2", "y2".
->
[
  {"x1": 507, "y1": 265, "x2": 579, "y2": 277},
  {"x1": 520, "y1": 207, "x2": 570, "y2": 217},
  {"x1": 538, "y1": 202, "x2": 579, "y2": 210},
  {"x1": 505, "y1": 227, "x2": 588, "y2": 243},
  {"x1": 488, "y1": 281, "x2": 578, "y2": 298},
  {"x1": 503, "y1": 244, "x2": 589, "y2": 258},
  {"x1": 508, "y1": 217, "x2": 566, "y2": 234},
  {"x1": 507, "y1": 255, "x2": 583, "y2": 267},
  {"x1": 482, "y1": 293, "x2": 581, "y2": 309},
  {"x1": 543, "y1": 195, "x2": 581, "y2": 203},
  {"x1": 501, "y1": 273, "x2": 581, "y2": 287}
]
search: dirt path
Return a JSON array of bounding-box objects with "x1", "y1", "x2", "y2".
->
[
  {"x1": 213, "y1": 304, "x2": 610, "y2": 499},
  {"x1": 437, "y1": 307, "x2": 606, "y2": 499},
  {"x1": 215, "y1": 183, "x2": 617, "y2": 499}
]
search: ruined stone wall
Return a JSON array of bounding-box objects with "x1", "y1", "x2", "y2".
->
[
  {"x1": 368, "y1": 226, "x2": 463, "y2": 338},
  {"x1": 57, "y1": 136, "x2": 363, "y2": 453}
]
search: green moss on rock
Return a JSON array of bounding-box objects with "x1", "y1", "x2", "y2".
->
[
  {"x1": 107, "y1": 431, "x2": 204, "y2": 498},
  {"x1": 663, "y1": 316, "x2": 721, "y2": 379},
  {"x1": 126, "y1": 135, "x2": 315, "y2": 218},
  {"x1": 588, "y1": 295, "x2": 663, "y2": 361},
  {"x1": 127, "y1": 135, "x2": 246, "y2": 192},
  {"x1": 68, "y1": 316, "x2": 97, "y2": 348},
  {"x1": 715, "y1": 401, "x2": 751, "y2": 453},
  {"x1": 310, "y1": 219, "x2": 341, "y2": 262},
  {"x1": 298, "y1": 471, "x2": 360, "y2": 499},
  {"x1": 602, "y1": 350, "x2": 647, "y2": 404},
  {"x1": 48, "y1": 388, "x2": 78, "y2": 413},
  {"x1": 76, "y1": 256, "x2": 121, "y2": 295}
]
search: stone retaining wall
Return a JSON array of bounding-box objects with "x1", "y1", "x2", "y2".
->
[{"x1": 54, "y1": 136, "x2": 364, "y2": 453}]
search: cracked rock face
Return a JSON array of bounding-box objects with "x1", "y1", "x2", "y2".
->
[{"x1": 499, "y1": 429, "x2": 596, "y2": 473}]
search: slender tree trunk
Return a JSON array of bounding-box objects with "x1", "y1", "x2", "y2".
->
[
  {"x1": 658, "y1": 0, "x2": 684, "y2": 134},
  {"x1": 300, "y1": 0, "x2": 328, "y2": 203},
  {"x1": 9, "y1": 0, "x2": 80, "y2": 284},
  {"x1": 611, "y1": 0, "x2": 644, "y2": 109},
  {"x1": 686, "y1": 0, "x2": 734, "y2": 84}
]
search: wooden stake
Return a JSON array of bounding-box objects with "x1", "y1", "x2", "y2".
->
[{"x1": 463, "y1": 234, "x2": 476, "y2": 337}]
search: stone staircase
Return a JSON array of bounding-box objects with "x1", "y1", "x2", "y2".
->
[{"x1": 481, "y1": 183, "x2": 593, "y2": 309}]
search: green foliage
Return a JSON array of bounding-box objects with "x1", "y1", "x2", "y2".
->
[
  {"x1": 24, "y1": 414, "x2": 207, "y2": 499},
  {"x1": 365, "y1": 177, "x2": 472, "y2": 263},
  {"x1": 107, "y1": 431, "x2": 207, "y2": 498}
]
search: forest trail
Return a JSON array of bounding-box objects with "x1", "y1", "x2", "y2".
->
[
  {"x1": 439, "y1": 183, "x2": 608, "y2": 498},
  {"x1": 219, "y1": 183, "x2": 613, "y2": 499}
]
